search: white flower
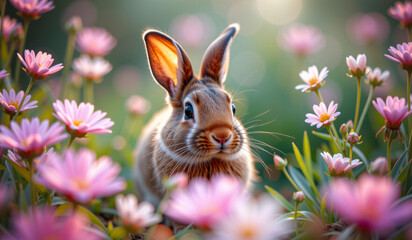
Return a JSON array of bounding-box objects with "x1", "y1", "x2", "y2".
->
[
  {"x1": 73, "y1": 55, "x2": 112, "y2": 82},
  {"x1": 295, "y1": 65, "x2": 328, "y2": 92},
  {"x1": 346, "y1": 54, "x2": 367, "y2": 77}
]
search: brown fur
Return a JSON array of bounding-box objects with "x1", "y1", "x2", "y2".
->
[{"x1": 134, "y1": 24, "x2": 255, "y2": 206}]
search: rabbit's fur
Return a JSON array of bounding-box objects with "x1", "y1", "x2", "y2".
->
[{"x1": 134, "y1": 24, "x2": 255, "y2": 207}]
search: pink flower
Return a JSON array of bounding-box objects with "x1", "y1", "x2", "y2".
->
[
  {"x1": 295, "y1": 65, "x2": 328, "y2": 92},
  {"x1": 163, "y1": 173, "x2": 188, "y2": 191},
  {"x1": 4, "y1": 207, "x2": 102, "y2": 240},
  {"x1": 305, "y1": 101, "x2": 340, "y2": 128},
  {"x1": 115, "y1": 194, "x2": 161, "y2": 232},
  {"x1": 126, "y1": 95, "x2": 151, "y2": 116},
  {"x1": 370, "y1": 157, "x2": 388, "y2": 175},
  {"x1": 385, "y1": 42, "x2": 412, "y2": 70},
  {"x1": 72, "y1": 55, "x2": 112, "y2": 82},
  {"x1": 347, "y1": 130, "x2": 360, "y2": 144},
  {"x1": 0, "y1": 69, "x2": 9, "y2": 80},
  {"x1": 65, "y1": 16, "x2": 82, "y2": 33},
  {"x1": 7, "y1": 148, "x2": 53, "y2": 170},
  {"x1": 346, "y1": 54, "x2": 367, "y2": 77},
  {"x1": 76, "y1": 27, "x2": 117, "y2": 57},
  {"x1": 205, "y1": 195, "x2": 290, "y2": 240},
  {"x1": 365, "y1": 67, "x2": 389, "y2": 88},
  {"x1": 53, "y1": 99, "x2": 114, "y2": 137},
  {"x1": 389, "y1": 1, "x2": 412, "y2": 28},
  {"x1": 0, "y1": 89, "x2": 37, "y2": 116},
  {"x1": 9, "y1": 0, "x2": 55, "y2": 18},
  {"x1": 273, "y1": 154, "x2": 287, "y2": 169},
  {"x1": 373, "y1": 96, "x2": 412, "y2": 141},
  {"x1": 293, "y1": 191, "x2": 305, "y2": 203},
  {"x1": 17, "y1": 50, "x2": 63, "y2": 80},
  {"x1": 35, "y1": 148, "x2": 126, "y2": 204},
  {"x1": 0, "y1": 118, "x2": 67, "y2": 158},
  {"x1": 324, "y1": 175, "x2": 412, "y2": 235},
  {"x1": 346, "y1": 13, "x2": 389, "y2": 45},
  {"x1": 0, "y1": 16, "x2": 21, "y2": 40},
  {"x1": 278, "y1": 24, "x2": 325, "y2": 57},
  {"x1": 320, "y1": 152, "x2": 362, "y2": 177},
  {"x1": 164, "y1": 175, "x2": 244, "y2": 229}
]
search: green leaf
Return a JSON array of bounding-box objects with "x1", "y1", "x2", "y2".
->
[
  {"x1": 397, "y1": 162, "x2": 411, "y2": 183},
  {"x1": 265, "y1": 185, "x2": 294, "y2": 212},
  {"x1": 303, "y1": 131, "x2": 313, "y2": 180},
  {"x1": 110, "y1": 227, "x2": 127, "y2": 240},
  {"x1": 277, "y1": 211, "x2": 314, "y2": 222},
  {"x1": 292, "y1": 143, "x2": 320, "y2": 200},
  {"x1": 4, "y1": 156, "x2": 47, "y2": 193},
  {"x1": 321, "y1": 193, "x2": 327, "y2": 223},
  {"x1": 56, "y1": 203, "x2": 109, "y2": 234},
  {"x1": 392, "y1": 149, "x2": 408, "y2": 180},
  {"x1": 0, "y1": 164, "x2": 6, "y2": 171},
  {"x1": 288, "y1": 166, "x2": 319, "y2": 211},
  {"x1": 337, "y1": 225, "x2": 355, "y2": 240}
]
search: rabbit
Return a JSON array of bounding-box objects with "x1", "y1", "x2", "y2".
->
[{"x1": 133, "y1": 23, "x2": 255, "y2": 207}]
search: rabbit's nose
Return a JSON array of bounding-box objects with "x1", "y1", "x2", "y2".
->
[{"x1": 211, "y1": 131, "x2": 232, "y2": 145}]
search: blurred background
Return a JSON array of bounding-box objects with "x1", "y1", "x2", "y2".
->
[{"x1": 5, "y1": 0, "x2": 404, "y2": 197}]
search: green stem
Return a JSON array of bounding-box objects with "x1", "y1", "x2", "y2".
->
[
  {"x1": 387, "y1": 138, "x2": 393, "y2": 179},
  {"x1": 294, "y1": 202, "x2": 299, "y2": 236},
  {"x1": 282, "y1": 168, "x2": 300, "y2": 191},
  {"x1": 60, "y1": 31, "x2": 77, "y2": 99},
  {"x1": 2, "y1": 40, "x2": 17, "y2": 90},
  {"x1": 0, "y1": 0, "x2": 6, "y2": 68},
  {"x1": 326, "y1": 126, "x2": 343, "y2": 153},
  {"x1": 84, "y1": 79, "x2": 94, "y2": 103},
  {"x1": 12, "y1": 77, "x2": 35, "y2": 121},
  {"x1": 28, "y1": 160, "x2": 36, "y2": 206},
  {"x1": 356, "y1": 86, "x2": 374, "y2": 133},
  {"x1": 353, "y1": 76, "x2": 362, "y2": 131},
  {"x1": 348, "y1": 144, "x2": 354, "y2": 179},
  {"x1": 67, "y1": 135, "x2": 76, "y2": 148},
  {"x1": 314, "y1": 89, "x2": 324, "y2": 103},
  {"x1": 13, "y1": 18, "x2": 30, "y2": 88}
]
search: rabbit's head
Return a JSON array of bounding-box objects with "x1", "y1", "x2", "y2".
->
[{"x1": 143, "y1": 24, "x2": 250, "y2": 164}]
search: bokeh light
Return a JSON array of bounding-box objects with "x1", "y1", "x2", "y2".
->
[{"x1": 256, "y1": 0, "x2": 302, "y2": 25}]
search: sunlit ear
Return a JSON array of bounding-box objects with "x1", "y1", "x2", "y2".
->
[
  {"x1": 199, "y1": 23, "x2": 239, "y2": 85},
  {"x1": 143, "y1": 30, "x2": 193, "y2": 98}
]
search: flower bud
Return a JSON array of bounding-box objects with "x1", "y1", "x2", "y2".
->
[
  {"x1": 65, "y1": 16, "x2": 83, "y2": 33},
  {"x1": 274, "y1": 155, "x2": 288, "y2": 169},
  {"x1": 346, "y1": 120, "x2": 354, "y2": 131},
  {"x1": 346, "y1": 54, "x2": 367, "y2": 78},
  {"x1": 347, "y1": 130, "x2": 360, "y2": 144},
  {"x1": 293, "y1": 191, "x2": 305, "y2": 203},
  {"x1": 340, "y1": 123, "x2": 348, "y2": 136},
  {"x1": 365, "y1": 67, "x2": 389, "y2": 88},
  {"x1": 126, "y1": 95, "x2": 151, "y2": 116},
  {"x1": 163, "y1": 173, "x2": 188, "y2": 191},
  {"x1": 370, "y1": 157, "x2": 388, "y2": 175}
]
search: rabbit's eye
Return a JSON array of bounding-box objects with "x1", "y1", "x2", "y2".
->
[
  {"x1": 231, "y1": 104, "x2": 236, "y2": 115},
  {"x1": 185, "y1": 103, "x2": 194, "y2": 120}
]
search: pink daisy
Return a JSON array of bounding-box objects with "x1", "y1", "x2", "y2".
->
[
  {"x1": 320, "y1": 152, "x2": 362, "y2": 177},
  {"x1": 385, "y1": 42, "x2": 412, "y2": 70},
  {"x1": 365, "y1": 67, "x2": 389, "y2": 88},
  {"x1": 72, "y1": 55, "x2": 112, "y2": 82},
  {"x1": 389, "y1": 1, "x2": 412, "y2": 28},
  {"x1": 0, "y1": 118, "x2": 67, "y2": 158},
  {"x1": 4, "y1": 207, "x2": 102, "y2": 240},
  {"x1": 0, "y1": 69, "x2": 9, "y2": 80},
  {"x1": 346, "y1": 13, "x2": 389, "y2": 46},
  {"x1": 7, "y1": 148, "x2": 53, "y2": 170},
  {"x1": 278, "y1": 24, "x2": 325, "y2": 57},
  {"x1": 53, "y1": 99, "x2": 114, "y2": 137},
  {"x1": 115, "y1": 194, "x2": 161, "y2": 232},
  {"x1": 0, "y1": 89, "x2": 37, "y2": 116},
  {"x1": 370, "y1": 157, "x2": 388, "y2": 175},
  {"x1": 76, "y1": 27, "x2": 117, "y2": 57},
  {"x1": 17, "y1": 50, "x2": 63, "y2": 80},
  {"x1": 9, "y1": 0, "x2": 55, "y2": 18},
  {"x1": 295, "y1": 65, "x2": 328, "y2": 92},
  {"x1": 164, "y1": 175, "x2": 244, "y2": 229},
  {"x1": 373, "y1": 96, "x2": 412, "y2": 141},
  {"x1": 0, "y1": 16, "x2": 21, "y2": 40},
  {"x1": 35, "y1": 148, "x2": 126, "y2": 204},
  {"x1": 324, "y1": 175, "x2": 412, "y2": 235},
  {"x1": 346, "y1": 54, "x2": 367, "y2": 77},
  {"x1": 305, "y1": 101, "x2": 340, "y2": 128}
]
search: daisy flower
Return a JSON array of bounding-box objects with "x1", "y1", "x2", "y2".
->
[
  {"x1": 76, "y1": 27, "x2": 117, "y2": 57},
  {"x1": 320, "y1": 152, "x2": 362, "y2": 177},
  {"x1": 346, "y1": 54, "x2": 367, "y2": 77},
  {"x1": 72, "y1": 55, "x2": 112, "y2": 82},
  {"x1": 385, "y1": 42, "x2": 412, "y2": 70},
  {"x1": 295, "y1": 65, "x2": 328, "y2": 92},
  {"x1": 305, "y1": 101, "x2": 340, "y2": 128},
  {"x1": 53, "y1": 99, "x2": 114, "y2": 138},
  {"x1": 0, "y1": 89, "x2": 37, "y2": 116},
  {"x1": 17, "y1": 50, "x2": 63, "y2": 80},
  {"x1": 9, "y1": 0, "x2": 55, "y2": 18},
  {"x1": 389, "y1": 1, "x2": 412, "y2": 28}
]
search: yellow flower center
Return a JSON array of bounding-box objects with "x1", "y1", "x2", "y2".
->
[
  {"x1": 319, "y1": 113, "x2": 331, "y2": 122},
  {"x1": 72, "y1": 119, "x2": 84, "y2": 126},
  {"x1": 239, "y1": 225, "x2": 257, "y2": 239},
  {"x1": 308, "y1": 77, "x2": 319, "y2": 85},
  {"x1": 8, "y1": 99, "x2": 19, "y2": 109},
  {"x1": 74, "y1": 179, "x2": 89, "y2": 190}
]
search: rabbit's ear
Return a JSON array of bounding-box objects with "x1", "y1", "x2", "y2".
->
[
  {"x1": 143, "y1": 30, "x2": 193, "y2": 98},
  {"x1": 199, "y1": 23, "x2": 239, "y2": 85}
]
